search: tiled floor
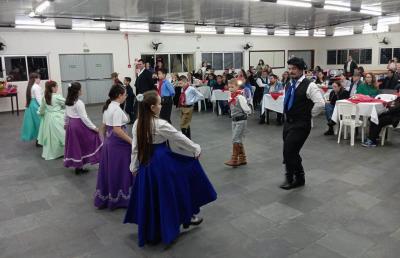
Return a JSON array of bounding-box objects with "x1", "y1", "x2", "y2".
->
[{"x1": 1, "y1": 105, "x2": 400, "y2": 258}]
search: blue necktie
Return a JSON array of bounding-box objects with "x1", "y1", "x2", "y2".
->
[{"x1": 284, "y1": 80, "x2": 296, "y2": 113}]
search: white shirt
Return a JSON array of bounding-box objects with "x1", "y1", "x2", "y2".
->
[
  {"x1": 346, "y1": 61, "x2": 352, "y2": 72},
  {"x1": 130, "y1": 118, "x2": 201, "y2": 172},
  {"x1": 102, "y1": 101, "x2": 129, "y2": 126},
  {"x1": 138, "y1": 68, "x2": 145, "y2": 77},
  {"x1": 31, "y1": 83, "x2": 42, "y2": 104},
  {"x1": 236, "y1": 95, "x2": 252, "y2": 115},
  {"x1": 293, "y1": 75, "x2": 325, "y2": 117},
  {"x1": 256, "y1": 77, "x2": 269, "y2": 88},
  {"x1": 65, "y1": 99, "x2": 96, "y2": 130},
  {"x1": 183, "y1": 86, "x2": 204, "y2": 106}
]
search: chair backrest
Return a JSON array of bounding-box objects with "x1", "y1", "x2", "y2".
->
[
  {"x1": 337, "y1": 102, "x2": 359, "y2": 122},
  {"x1": 375, "y1": 94, "x2": 397, "y2": 102},
  {"x1": 213, "y1": 90, "x2": 230, "y2": 101},
  {"x1": 197, "y1": 86, "x2": 211, "y2": 99}
]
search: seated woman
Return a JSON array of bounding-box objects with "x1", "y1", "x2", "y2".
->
[
  {"x1": 314, "y1": 71, "x2": 327, "y2": 88},
  {"x1": 362, "y1": 96, "x2": 400, "y2": 147},
  {"x1": 356, "y1": 72, "x2": 379, "y2": 97},
  {"x1": 324, "y1": 81, "x2": 350, "y2": 135}
]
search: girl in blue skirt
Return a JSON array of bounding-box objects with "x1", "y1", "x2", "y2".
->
[
  {"x1": 124, "y1": 90, "x2": 217, "y2": 247},
  {"x1": 20, "y1": 73, "x2": 42, "y2": 145}
]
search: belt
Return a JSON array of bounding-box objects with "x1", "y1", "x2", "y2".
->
[{"x1": 232, "y1": 115, "x2": 247, "y2": 122}]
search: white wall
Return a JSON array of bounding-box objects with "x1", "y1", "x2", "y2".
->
[
  {"x1": 0, "y1": 29, "x2": 319, "y2": 112},
  {"x1": 0, "y1": 29, "x2": 398, "y2": 112}
]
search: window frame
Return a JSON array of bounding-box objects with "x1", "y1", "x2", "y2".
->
[
  {"x1": 327, "y1": 48, "x2": 372, "y2": 65},
  {"x1": 140, "y1": 53, "x2": 195, "y2": 73},
  {"x1": 0, "y1": 54, "x2": 50, "y2": 82},
  {"x1": 201, "y1": 51, "x2": 244, "y2": 70},
  {"x1": 379, "y1": 47, "x2": 400, "y2": 65}
]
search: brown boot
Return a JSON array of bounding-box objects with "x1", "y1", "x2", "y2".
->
[
  {"x1": 224, "y1": 144, "x2": 239, "y2": 167},
  {"x1": 238, "y1": 144, "x2": 247, "y2": 165}
]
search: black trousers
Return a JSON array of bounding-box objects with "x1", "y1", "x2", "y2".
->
[
  {"x1": 160, "y1": 96, "x2": 173, "y2": 123},
  {"x1": 283, "y1": 119, "x2": 311, "y2": 176},
  {"x1": 369, "y1": 113, "x2": 393, "y2": 143}
]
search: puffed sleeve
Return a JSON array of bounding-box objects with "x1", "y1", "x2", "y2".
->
[
  {"x1": 158, "y1": 120, "x2": 201, "y2": 157},
  {"x1": 130, "y1": 121, "x2": 139, "y2": 172},
  {"x1": 112, "y1": 109, "x2": 125, "y2": 126},
  {"x1": 76, "y1": 100, "x2": 96, "y2": 130}
]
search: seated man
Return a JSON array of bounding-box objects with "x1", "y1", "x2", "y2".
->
[
  {"x1": 347, "y1": 73, "x2": 362, "y2": 97},
  {"x1": 325, "y1": 81, "x2": 350, "y2": 135},
  {"x1": 382, "y1": 69, "x2": 400, "y2": 90},
  {"x1": 362, "y1": 96, "x2": 400, "y2": 147},
  {"x1": 259, "y1": 74, "x2": 284, "y2": 125},
  {"x1": 213, "y1": 75, "x2": 229, "y2": 115}
]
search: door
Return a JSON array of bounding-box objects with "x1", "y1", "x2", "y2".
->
[
  {"x1": 59, "y1": 55, "x2": 86, "y2": 81},
  {"x1": 61, "y1": 81, "x2": 88, "y2": 104},
  {"x1": 86, "y1": 79, "x2": 112, "y2": 104}
]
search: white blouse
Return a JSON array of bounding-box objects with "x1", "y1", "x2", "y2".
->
[
  {"x1": 102, "y1": 101, "x2": 129, "y2": 126},
  {"x1": 65, "y1": 99, "x2": 96, "y2": 130},
  {"x1": 130, "y1": 118, "x2": 201, "y2": 172},
  {"x1": 31, "y1": 83, "x2": 42, "y2": 104}
]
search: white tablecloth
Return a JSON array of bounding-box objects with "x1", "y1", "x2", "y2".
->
[
  {"x1": 331, "y1": 100, "x2": 387, "y2": 125},
  {"x1": 211, "y1": 90, "x2": 230, "y2": 102},
  {"x1": 196, "y1": 86, "x2": 212, "y2": 100},
  {"x1": 261, "y1": 94, "x2": 284, "y2": 114}
]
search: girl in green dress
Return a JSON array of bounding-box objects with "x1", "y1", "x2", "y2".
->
[{"x1": 37, "y1": 81, "x2": 66, "y2": 160}]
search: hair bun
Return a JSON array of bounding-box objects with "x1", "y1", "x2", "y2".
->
[{"x1": 136, "y1": 94, "x2": 144, "y2": 102}]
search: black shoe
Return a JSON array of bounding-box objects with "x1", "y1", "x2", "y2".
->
[
  {"x1": 327, "y1": 120, "x2": 336, "y2": 127},
  {"x1": 35, "y1": 140, "x2": 42, "y2": 147},
  {"x1": 279, "y1": 174, "x2": 294, "y2": 190},
  {"x1": 75, "y1": 168, "x2": 82, "y2": 175},
  {"x1": 292, "y1": 173, "x2": 305, "y2": 188},
  {"x1": 324, "y1": 127, "x2": 334, "y2": 136},
  {"x1": 183, "y1": 216, "x2": 203, "y2": 229}
]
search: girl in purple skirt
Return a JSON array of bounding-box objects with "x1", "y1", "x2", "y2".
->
[
  {"x1": 94, "y1": 85, "x2": 134, "y2": 210},
  {"x1": 64, "y1": 82, "x2": 103, "y2": 175},
  {"x1": 124, "y1": 90, "x2": 217, "y2": 247}
]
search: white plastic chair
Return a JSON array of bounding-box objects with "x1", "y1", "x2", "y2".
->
[
  {"x1": 212, "y1": 90, "x2": 230, "y2": 115},
  {"x1": 196, "y1": 86, "x2": 211, "y2": 112},
  {"x1": 375, "y1": 94, "x2": 397, "y2": 102},
  {"x1": 380, "y1": 122, "x2": 400, "y2": 146},
  {"x1": 337, "y1": 102, "x2": 364, "y2": 146}
]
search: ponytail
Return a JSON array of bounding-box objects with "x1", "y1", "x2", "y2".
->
[
  {"x1": 44, "y1": 81, "x2": 58, "y2": 105},
  {"x1": 26, "y1": 73, "x2": 40, "y2": 107},
  {"x1": 102, "y1": 85, "x2": 125, "y2": 113},
  {"x1": 65, "y1": 82, "x2": 81, "y2": 106}
]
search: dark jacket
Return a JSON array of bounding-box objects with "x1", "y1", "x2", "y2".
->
[
  {"x1": 382, "y1": 74, "x2": 400, "y2": 89},
  {"x1": 385, "y1": 97, "x2": 400, "y2": 127},
  {"x1": 348, "y1": 80, "x2": 362, "y2": 95},
  {"x1": 344, "y1": 60, "x2": 358, "y2": 76},
  {"x1": 329, "y1": 88, "x2": 350, "y2": 106},
  {"x1": 135, "y1": 69, "x2": 156, "y2": 94}
]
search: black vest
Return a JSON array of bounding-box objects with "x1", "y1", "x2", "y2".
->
[{"x1": 286, "y1": 78, "x2": 314, "y2": 121}]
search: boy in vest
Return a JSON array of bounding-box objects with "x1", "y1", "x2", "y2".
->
[
  {"x1": 224, "y1": 79, "x2": 252, "y2": 167},
  {"x1": 281, "y1": 57, "x2": 325, "y2": 190},
  {"x1": 178, "y1": 75, "x2": 204, "y2": 139}
]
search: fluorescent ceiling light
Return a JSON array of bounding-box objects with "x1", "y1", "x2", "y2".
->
[
  {"x1": 195, "y1": 26, "x2": 216, "y2": 34},
  {"x1": 15, "y1": 25, "x2": 55, "y2": 30},
  {"x1": 224, "y1": 27, "x2": 244, "y2": 35},
  {"x1": 378, "y1": 16, "x2": 400, "y2": 25},
  {"x1": 72, "y1": 20, "x2": 106, "y2": 31},
  {"x1": 160, "y1": 24, "x2": 185, "y2": 33},
  {"x1": 277, "y1": 0, "x2": 312, "y2": 8},
  {"x1": 275, "y1": 29, "x2": 289, "y2": 36},
  {"x1": 324, "y1": 0, "x2": 350, "y2": 7},
  {"x1": 360, "y1": 4, "x2": 382, "y2": 16},
  {"x1": 313, "y1": 29, "x2": 326, "y2": 37},
  {"x1": 334, "y1": 27, "x2": 353, "y2": 36},
  {"x1": 363, "y1": 23, "x2": 389, "y2": 34},
  {"x1": 251, "y1": 28, "x2": 268, "y2": 36},
  {"x1": 35, "y1": 1, "x2": 50, "y2": 13},
  {"x1": 120, "y1": 22, "x2": 149, "y2": 32},
  {"x1": 295, "y1": 30, "x2": 308, "y2": 37},
  {"x1": 324, "y1": 5, "x2": 350, "y2": 12}
]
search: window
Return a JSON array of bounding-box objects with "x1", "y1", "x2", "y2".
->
[
  {"x1": 327, "y1": 50, "x2": 337, "y2": 65},
  {"x1": 0, "y1": 57, "x2": 3, "y2": 78},
  {"x1": 360, "y1": 49, "x2": 372, "y2": 64},
  {"x1": 202, "y1": 52, "x2": 243, "y2": 70},
  {"x1": 327, "y1": 49, "x2": 372, "y2": 65},
  {"x1": 27, "y1": 56, "x2": 49, "y2": 80},
  {"x1": 141, "y1": 53, "x2": 194, "y2": 73},
  {"x1": 5, "y1": 56, "x2": 27, "y2": 82},
  {"x1": 234, "y1": 52, "x2": 243, "y2": 69},
  {"x1": 337, "y1": 50, "x2": 348, "y2": 65},
  {"x1": 379, "y1": 47, "x2": 400, "y2": 64}
]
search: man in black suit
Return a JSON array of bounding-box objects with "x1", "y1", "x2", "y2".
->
[
  {"x1": 344, "y1": 55, "x2": 358, "y2": 78},
  {"x1": 135, "y1": 59, "x2": 156, "y2": 94},
  {"x1": 382, "y1": 69, "x2": 400, "y2": 90}
]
